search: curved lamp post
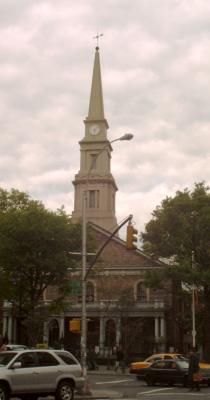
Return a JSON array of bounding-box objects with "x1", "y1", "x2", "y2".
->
[{"x1": 81, "y1": 133, "x2": 133, "y2": 386}]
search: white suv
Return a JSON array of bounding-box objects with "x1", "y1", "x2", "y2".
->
[{"x1": 0, "y1": 349, "x2": 84, "y2": 400}]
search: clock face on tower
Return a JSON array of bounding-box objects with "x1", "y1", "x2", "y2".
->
[{"x1": 89, "y1": 124, "x2": 100, "y2": 135}]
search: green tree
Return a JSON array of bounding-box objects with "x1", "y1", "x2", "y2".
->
[
  {"x1": 0, "y1": 188, "x2": 83, "y2": 345},
  {"x1": 142, "y1": 182, "x2": 210, "y2": 359}
]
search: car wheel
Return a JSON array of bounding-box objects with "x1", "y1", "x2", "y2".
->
[
  {"x1": 146, "y1": 376, "x2": 155, "y2": 386},
  {"x1": 183, "y1": 376, "x2": 188, "y2": 387},
  {"x1": 0, "y1": 383, "x2": 9, "y2": 400},
  {"x1": 56, "y1": 380, "x2": 74, "y2": 400}
]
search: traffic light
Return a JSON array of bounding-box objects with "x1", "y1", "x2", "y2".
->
[{"x1": 126, "y1": 224, "x2": 138, "y2": 249}]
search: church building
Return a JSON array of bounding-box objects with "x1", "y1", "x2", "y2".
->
[{"x1": 43, "y1": 46, "x2": 178, "y2": 359}]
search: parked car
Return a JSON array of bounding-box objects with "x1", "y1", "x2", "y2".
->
[
  {"x1": 137, "y1": 359, "x2": 189, "y2": 386},
  {"x1": 198, "y1": 363, "x2": 210, "y2": 386},
  {"x1": 130, "y1": 352, "x2": 210, "y2": 385},
  {"x1": 130, "y1": 353, "x2": 187, "y2": 375},
  {"x1": 0, "y1": 349, "x2": 84, "y2": 400}
]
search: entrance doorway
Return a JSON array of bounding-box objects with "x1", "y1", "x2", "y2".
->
[{"x1": 48, "y1": 319, "x2": 59, "y2": 348}]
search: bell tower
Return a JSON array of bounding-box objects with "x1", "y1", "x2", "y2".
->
[{"x1": 72, "y1": 46, "x2": 118, "y2": 232}]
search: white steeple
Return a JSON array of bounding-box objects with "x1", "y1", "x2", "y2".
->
[{"x1": 72, "y1": 47, "x2": 118, "y2": 232}]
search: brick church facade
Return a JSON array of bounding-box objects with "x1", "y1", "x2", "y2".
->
[{"x1": 44, "y1": 222, "x2": 177, "y2": 359}]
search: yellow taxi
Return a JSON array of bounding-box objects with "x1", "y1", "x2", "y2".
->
[
  {"x1": 130, "y1": 352, "x2": 210, "y2": 385},
  {"x1": 130, "y1": 353, "x2": 187, "y2": 375},
  {"x1": 199, "y1": 362, "x2": 210, "y2": 385}
]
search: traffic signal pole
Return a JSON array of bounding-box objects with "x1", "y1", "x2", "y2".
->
[
  {"x1": 80, "y1": 134, "x2": 134, "y2": 393},
  {"x1": 85, "y1": 214, "x2": 133, "y2": 280}
]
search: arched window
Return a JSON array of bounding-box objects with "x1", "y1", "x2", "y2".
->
[
  {"x1": 136, "y1": 281, "x2": 147, "y2": 302},
  {"x1": 86, "y1": 281, "x2": 94, "y2": 302},
  {"x1": 88, "y1": 190, "x2": 100, "y2": 208}
]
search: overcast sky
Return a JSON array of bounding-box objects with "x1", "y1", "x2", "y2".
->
[{"x1": 1, "y1": 0, "x2": 210, "y2": 239}]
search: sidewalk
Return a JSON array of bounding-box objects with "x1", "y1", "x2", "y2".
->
[
  {"x1": 76, "y1": 390, "x2": 121, "y2": 399},
  {"x1": 87, "y1": 364, "x2": 130, "y2": 376},
  {"x1": 75, "y1": 365, "x2": 131, "y2": 399}
]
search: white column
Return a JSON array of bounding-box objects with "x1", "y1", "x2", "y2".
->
[
  {"x1": 2, "y1": 316, "x2": 8, "y2": 337},
  {"x1": 59, "y1": 317, "x2": 65, "y2": 338},
  {"x1": 13, "y1": 319, "x2": 17, "y2": 343},
  {"x1": 7, "y1": 317, "x2": 13, "y2": 342},
  {"x1": 59, "y1": 317, "x2": 65, "y2": 349},
  {"x1": 43, "y1": 321, "x2": 49, "y2": 344},
  {"x1": 155, "y1": 317, "x2": 159, "y2": 341},
  {"x1": 160, "y1": 318, "x2": 165, "y2": 338},
  {"x1": 160, "y1": 317, "x2": 166, "y2": 351},
  {"x1": 116, "y1": 318, "x2": 121, "y2": 347},
  {"x1": 99, "y1": 317, "x2": 105, "y2": 356}
]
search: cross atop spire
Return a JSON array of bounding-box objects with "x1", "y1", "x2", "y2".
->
[{"x1": 93, "y1": 33, "x2": 103, "y2": 49}]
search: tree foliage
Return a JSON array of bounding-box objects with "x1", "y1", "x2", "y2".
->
[
  {"x1": 142, "y1": 182, "x2": 210, "y2": 282},
  {"x1": 0, "y1": 188, "x2": 84, "y2": 344},
  {"x1": 141, "y1": 182, "x2": 210, "y2": 358}
]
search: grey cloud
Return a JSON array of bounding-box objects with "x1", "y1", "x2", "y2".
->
[{"x1": 1, "y1": 0, "x2": 210, "y2": 233}]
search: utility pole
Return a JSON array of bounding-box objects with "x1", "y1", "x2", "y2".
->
[{"x1": 191, "y1": 250, "x2": 196, "y2": 347}]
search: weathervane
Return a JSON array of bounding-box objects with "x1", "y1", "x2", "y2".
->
[{"x1": 93, "y1": 33, "x2": 103, "y2": 49}]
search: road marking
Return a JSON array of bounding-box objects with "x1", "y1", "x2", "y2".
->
[
  {"x1": 137, "y1": 387, "x2": 174, "y2": 395},
  {"x1": 143, "y1": 393, "x2": 208, "y2": 396},
  {"x1": 96, "y1": 379, "x2": 134, "y2": 385},
  {"x1": 137, "y1": 388, "x2": 208, "y2": 396}
]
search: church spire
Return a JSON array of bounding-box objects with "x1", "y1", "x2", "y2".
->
[
  {"x1": 86, "y1": 47, "x2": 105, "y2": 121},
  {"x1": 72, "y1": 45, "x2": 118, "y2": 232}
]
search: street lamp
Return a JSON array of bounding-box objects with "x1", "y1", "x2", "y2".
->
[
  {"x1": 191, "y1": 211, "x2": 198, "y2": 348},
  {"x1": 113, "y1": 133, "x2": 133, "y2": 142},
  {"x1": 81, "y1": 133, "x2": 133, "y2": 386},
  {"x1": 191, "y1": 250, "x2": 196, "y2": 348}
]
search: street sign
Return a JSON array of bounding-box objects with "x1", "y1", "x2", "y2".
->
[
  {"x1": 69, "y1": 280, "x2": 82, "y2": 295},
  {"x1": 69, "y1": 319, "x2": 81, "y2": 333}
]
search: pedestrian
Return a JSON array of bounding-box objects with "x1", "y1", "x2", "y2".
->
[
  {"x1": 0, "y1": 336, "x2": 8, "y2": 352},
  {"x1": 91, "y1": 347, "x2": 99, "y2": 370},
  {"x1": 115, "y1": 347, "x2": 125, "y2": 373},
  {"x1": 188, "y1": 347, "x2": 201, "y2": 392},
  {"x1": 87, "y1": 347, "x2": 98, "y2": 370},
  {"x1": 106, "y1": 348, "x2": 112, "y2": 370}
]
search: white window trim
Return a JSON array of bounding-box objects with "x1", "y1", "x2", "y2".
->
[{"x1": 134, "y1": 280, "x2": 150, "y2": 301}]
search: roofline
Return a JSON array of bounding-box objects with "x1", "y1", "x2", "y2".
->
[{"x1": 89, "y1": 222, "x2": 166, "y2": 266}]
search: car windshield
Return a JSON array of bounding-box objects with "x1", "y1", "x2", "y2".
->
[
  {"x1": 176, "y1": 360, "x2": 189, "y2": 369},
  {"x1": 147, "y1": 356, "x2": 161, "y2": 362},
  {"x1": 175, "y1": 354, "x2": 188, "y2": 360},
  {"x1": 56, "y1": 351, "x2": 78, "y2": 365},
  {"x1": 0, "y1": 352, "x2": 17, "y2": 366}
]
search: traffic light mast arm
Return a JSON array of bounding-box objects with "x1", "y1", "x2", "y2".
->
[{"x1": 85, "y1": 214, "x2": 133, "y2": 280}]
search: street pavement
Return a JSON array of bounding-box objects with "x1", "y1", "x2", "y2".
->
[
  {"x1": 13, "y1": 365, "x2": 210, "y2": 400},
  {"x1": 76, "y1": 365, "x2": 129, "y2": 399},
  {"x1": 75, "y1": 366, "x2": 210, "y2": 399}
]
